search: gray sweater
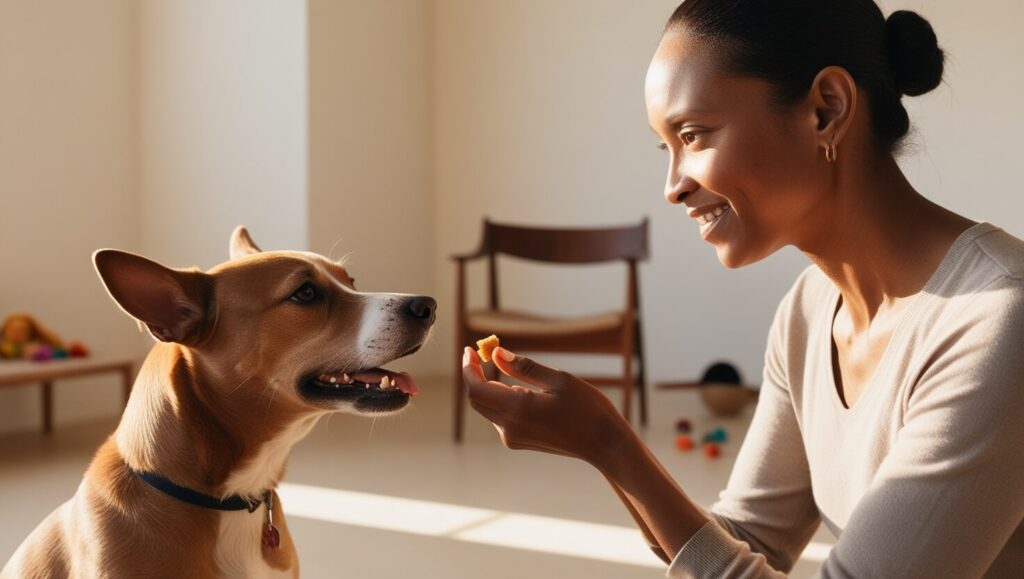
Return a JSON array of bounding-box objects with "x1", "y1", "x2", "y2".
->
[{"x1": 668, "y1": 223, "x2": 1024, "y2": 578}]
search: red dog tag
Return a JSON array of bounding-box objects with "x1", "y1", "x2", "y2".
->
[
  {"x1": 261, "y1": 490, "x2": 281, "y2": 549},
  {"x1": 262, "y1": 523, "x2": 281, "y2": 549}
]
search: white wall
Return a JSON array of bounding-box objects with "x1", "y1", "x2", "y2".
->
[
  {"x1": 308, "y1": 0, "x2": 437, "y2": 375},
  {"x1": 138, "y1": 0, "x2": 308, "y2": 268},
  {"x1": 431, "y1": 0, "x2": 1024, "y2": 390},
  {"x1": 0, "y1": 0, "x2": 141, "y2": 434}
]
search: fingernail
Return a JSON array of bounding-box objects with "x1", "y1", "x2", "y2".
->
[
  {"x1": 462, "y1": 347, "x2": 471, "y2": 364},
  {"x1": 496, "y1": 347, "x2": 515, "y2": 362}
]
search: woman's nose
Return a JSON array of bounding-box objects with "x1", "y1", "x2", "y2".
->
[{"x1": 664, "y1": 155, "x2": 694, "y2": 204}]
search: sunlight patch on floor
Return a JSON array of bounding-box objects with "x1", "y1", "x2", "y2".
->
[{"x1": 279, "y1": 482, "x2": 832, "y2": 569}]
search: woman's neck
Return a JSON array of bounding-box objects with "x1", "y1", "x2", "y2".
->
[{"x1": 800, "y1": 153, "x2": 975, "y2": 329}]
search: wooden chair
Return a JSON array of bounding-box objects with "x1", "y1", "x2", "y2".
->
[{"x1": 452, "y1": 218, "x2": 650, "y2": 442}]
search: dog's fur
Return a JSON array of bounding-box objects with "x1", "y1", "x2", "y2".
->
[{"x1": 2, "y1": 228, "x2": 434, "y2": 578}]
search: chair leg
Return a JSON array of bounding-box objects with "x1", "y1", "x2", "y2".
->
[
  {"x1": 637, "y1": 356, "x2": 648, "y2": 427},
  {"x1": 41, "y1": 381, "x2": 53, "y2": 435},
  {"x1": 622, "y1": 349, "x2": 634, "y2": 425},
  {"x1": 454, "y1": 340, "x2": 466, "y2": 443},
  {"x1": 635, "y1": 322, "x2": 649, "y2": 427}
]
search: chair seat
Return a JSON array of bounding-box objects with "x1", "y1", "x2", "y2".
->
[{"x1": 466, "y1": 309, "x2": 626, "y2": 338}]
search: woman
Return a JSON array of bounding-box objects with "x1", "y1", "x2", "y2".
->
[{"x1": 461, "y1": 1, "x2": 1024, "y2": 577}]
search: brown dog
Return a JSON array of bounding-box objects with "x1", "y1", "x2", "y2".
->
[{"x1": 2, "y1": 227, "x2": 435, "y2": 578}]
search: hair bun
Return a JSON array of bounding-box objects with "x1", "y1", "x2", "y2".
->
[{"x1": 886, "y1": 10, "x2": 945, "y2": 97}]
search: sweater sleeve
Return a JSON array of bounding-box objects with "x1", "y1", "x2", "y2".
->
[{"x1": 668, "y1": 285, "x2": 821, "y2": 577}]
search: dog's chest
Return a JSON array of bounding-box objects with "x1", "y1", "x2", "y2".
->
[{"x1": 214, "y1": 511, "x2": 294, "y2": 579}]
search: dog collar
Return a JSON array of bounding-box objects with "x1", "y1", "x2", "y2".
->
[
  {"x1": 134, "y1": 471, "x2": 282, "y2": 549},
  {"x1": 135, "y1": 471, "x2": 265, "y2": 512}
]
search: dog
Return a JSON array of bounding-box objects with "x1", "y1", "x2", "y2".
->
[{"x1": 2, "y1": 227, "x2": 435, "y2": 578}]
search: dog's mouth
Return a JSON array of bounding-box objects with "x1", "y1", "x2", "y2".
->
[{"x1": 299, "y1": 368, "x2": 418, "y2": 413}]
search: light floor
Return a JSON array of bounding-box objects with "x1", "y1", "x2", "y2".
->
[{"x1": 0, "y1": 377, "x2": 834, "y2": 578}]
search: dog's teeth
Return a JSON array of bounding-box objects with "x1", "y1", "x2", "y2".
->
[
  {"x1": 342, "y1": 373, "x2": 351, "y2": 383},
  {"x1": 334, "y1": 383, "x2": 340, "y2": 389},
  {"x1": 330, "y1": 376, "x2": 337, "y2": 384},
  {"x1": 381, "y1": 376, "x2": 392, "y2": 390},
  {"x1": 365, "y1": 383, "x2": 370, "y2": 389}
]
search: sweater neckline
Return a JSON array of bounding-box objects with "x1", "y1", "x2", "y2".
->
[{"x1": 823, "y1": 222, "x2": 996, "y2": 415}]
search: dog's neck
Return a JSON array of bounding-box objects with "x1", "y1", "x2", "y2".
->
[{"x1": 114, "y1": 343, "x2": 319, "y2": 500}]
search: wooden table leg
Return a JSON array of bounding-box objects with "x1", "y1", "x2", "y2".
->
[
  {"x1": 41, "y1": 381, "x2": 53, "y2": 435},
  {"x1": 120, "y1": 363, "x2": 134, "y2": 408}
]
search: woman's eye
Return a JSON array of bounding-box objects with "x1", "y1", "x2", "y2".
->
[
  {"x1": 681, "y1": 131, "x2": 701, "y2": 146},
  {"x1": 290, "y1": 283, "x2": 321, "y2": 303}
]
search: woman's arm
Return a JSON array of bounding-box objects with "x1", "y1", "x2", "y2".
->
[
  {"x1": 462, "y1": 290, "x2": 820, "y2": 576},
  {"x1": 462, "y1": 347, "x2": 706, "y2": 557},
  {"x1": 595, "y1": 426, "x2": 710, "y2": 560},
  {"x1": 602, "y1": 473, "x2": 672, "y2": 564}
]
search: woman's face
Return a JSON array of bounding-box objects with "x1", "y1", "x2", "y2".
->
[{"x1": 646, "y1": 30, "x2": 827, "y2": 268}]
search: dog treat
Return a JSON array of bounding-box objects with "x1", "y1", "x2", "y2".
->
[{"x1": 476, "y1": 335, "x2": 500, "y2": 363}]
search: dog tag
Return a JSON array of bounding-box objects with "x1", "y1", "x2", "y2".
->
[
  {"x1": 262, "y1": 523, "x2": 281, "y2": 549},
  {"x1": 262, "y1": 490, "x2": 281, "y2": 550}
]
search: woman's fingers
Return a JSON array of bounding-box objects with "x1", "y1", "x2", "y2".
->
[
  {"x1": 492, "y1": 347, "x2": 568, "y2": 391},
  {"x1": 462, "y1": 347, "x2": 527, "y2": 414}
]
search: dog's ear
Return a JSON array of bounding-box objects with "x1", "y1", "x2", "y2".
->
[
  {"x1": 92, "y1": 250, "x2": 211, "y2": 345},
  {"x1": 230, "y1": 226, "x2": 262, "y2": 260}
]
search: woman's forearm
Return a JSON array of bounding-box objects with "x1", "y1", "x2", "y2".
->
[
  {"x1": 594, "y1": 424, "x2": 710, "y2": 561},
  {"x1": 602, "y1": 473, "x2": 671, "y2": 564}
]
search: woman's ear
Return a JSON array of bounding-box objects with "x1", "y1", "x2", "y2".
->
[
  {"x1": 808, "y1": 66, "x2": 858, "y2": 152},
  {"x1": 92, "y1": 250, "x2": 211, "y2": 345}
]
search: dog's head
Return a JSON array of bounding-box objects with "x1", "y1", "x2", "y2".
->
[{"x1": 93, "y1": 227, "x2": 435, "y2": 417}]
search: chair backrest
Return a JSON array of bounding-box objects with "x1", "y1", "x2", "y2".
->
[{"x1": 481, "y1": 218, "x2": 649, "y2": 264}]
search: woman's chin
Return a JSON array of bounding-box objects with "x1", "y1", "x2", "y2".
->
[
  {"x1": 714, "y1": 240, "x2": 765, "y2": 269},
  {"x1": 716, "y1": 248, "x2": 748, "y2": 269}
]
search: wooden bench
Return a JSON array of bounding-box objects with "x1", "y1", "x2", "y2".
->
[{"x1": 0, "y1": 357, "x2": 135, "y2": 434}]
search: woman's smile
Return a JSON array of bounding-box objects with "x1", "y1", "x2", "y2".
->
[{"x1": 687, "y1": 202, "x2": 733, "y2": 239}]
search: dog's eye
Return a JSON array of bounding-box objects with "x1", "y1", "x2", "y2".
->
[{"x1": 290, "y1": 283, "x2": 321, "y2": 303}]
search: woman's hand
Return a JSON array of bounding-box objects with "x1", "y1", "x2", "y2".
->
[{"x1": 461, "y1": 346, "x2": 629, "y2": 466}]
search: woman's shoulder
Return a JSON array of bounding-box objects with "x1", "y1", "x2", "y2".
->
[
  {"x1": 965, "y1": 223, "x2": 1024, "y2": 281},
  {"x1": 930, "y1": 223, "x2": 1024, "y2": 313}
]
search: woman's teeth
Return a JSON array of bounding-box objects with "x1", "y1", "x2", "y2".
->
[{"x1": 697, "y1": 205, "x2": 729, "y2": 226}]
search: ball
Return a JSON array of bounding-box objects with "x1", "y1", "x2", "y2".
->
[
  {"x1": 675, "y1": 435, "x2": 694, "y2": 451},
  {"x1": 704, "y1": 443, "x2": 721, "y2": 459}
]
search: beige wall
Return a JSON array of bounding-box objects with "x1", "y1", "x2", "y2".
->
[
  {"x1": 138, "y1": 0, "x2": 308, "y2": 268},
  {"x1": 431, "y1": 0, "x2": 1024, "y2": 388},
  {"x1": 308, "y1": 0, "x2": 437, "y2": 374},
  {"x1": 0, "y1": 0, "x2": 141, "y2": 434}
]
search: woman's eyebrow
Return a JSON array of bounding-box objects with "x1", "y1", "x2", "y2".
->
[{"x1": 665, "y1": 108, "x2": 716, "y2": 127}]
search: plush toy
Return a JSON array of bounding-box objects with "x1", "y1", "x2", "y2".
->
[{"x1": 0, "y1": 313, "x2": 84, "y2": 361}]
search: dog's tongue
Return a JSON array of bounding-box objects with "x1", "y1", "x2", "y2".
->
[{"x1": 353, "y1": 369, "x2": 419, "y2": 397}]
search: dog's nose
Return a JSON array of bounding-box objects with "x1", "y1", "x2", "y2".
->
[{"x1": 405, "y1": 296, "x2": 437, "y2": 325}]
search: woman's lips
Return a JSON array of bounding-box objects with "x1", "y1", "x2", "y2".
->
[{"x1": 699, "y1": 205, "x2": 732, "y2": 239}]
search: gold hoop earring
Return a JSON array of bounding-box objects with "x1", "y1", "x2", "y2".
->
[{"x1": 825, "y1": 142, "x2": 838, "y2": 163}]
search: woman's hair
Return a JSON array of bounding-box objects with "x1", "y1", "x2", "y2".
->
[{"x1": 665, "y1": 0, "x2": 945, "y2": 153}]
